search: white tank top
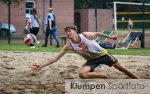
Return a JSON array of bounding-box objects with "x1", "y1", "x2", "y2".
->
[
  {"x1": 70, "y1": 34, "x2": 107, "y2": 60},
  {"x1": 27, "y1": 34, "x2": 38, "y2": 43}
]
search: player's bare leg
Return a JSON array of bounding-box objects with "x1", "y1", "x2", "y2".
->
[
  {"x1": 113, "y1": 62, "x2": 139, "y2": 79},
  {"x1": 79, "y1": 66, "x2": 108, "y2": 79}
]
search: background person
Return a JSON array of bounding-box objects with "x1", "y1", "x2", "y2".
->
[
  {"x1": 30, "y1": 8, "x2": 40, "y2": 44},
  {"x1": 128, "y1": 18, "x2": 133, "y2": 32},
  {"x1": 24, "y1": 29, "x2": 39, "y2": 48},
  {"x1": 32, "y1": 25, "x2": 139, "y2": 79},
  {"x1": 25, "y1": 14, "x2": 32, "y2": 31},
  {"x1": 30, "y1": 8, "x2": 40, "y2": 38},
  {"x1": 42, "y1": 8, "x2": 60, "y2": 47}
]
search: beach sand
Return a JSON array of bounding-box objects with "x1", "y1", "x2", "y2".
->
[{"x1": 0, "y1": 51, "x2": 150, "y2": 94}]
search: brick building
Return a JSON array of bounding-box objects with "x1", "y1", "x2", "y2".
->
[
  {"x1": 0, "y1": 0, "x2": 74, "y2": 35},
  {"x1": 75, "y1": 9, "x2": 113, "y2": 33},
  {"x1": 0, "y1": 0, "x2": 113, "y2": 36}
]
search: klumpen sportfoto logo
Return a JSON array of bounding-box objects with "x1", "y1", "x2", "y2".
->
[{"x1": 65, "y1": 79, "x2": 149, "y2": 94}]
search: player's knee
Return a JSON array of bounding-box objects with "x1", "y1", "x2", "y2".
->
[{"x1": 79, "y1": 73, "x2": 88, "y2": 79}]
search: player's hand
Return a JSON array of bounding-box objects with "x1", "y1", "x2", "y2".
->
[
  {"x1": 32, "y1": 64, "x2": 43, "y2": 72},
  {"x1": 111, "y1": 36, "x2": 118, "y2": 40},
  {"x1": 49, "y1": 27, "x2": 52, "y2": 31}
]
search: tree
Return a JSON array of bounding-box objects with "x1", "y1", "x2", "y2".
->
[
  {"x1": 75, "y1": 0, "x2": 92, "y2": 9},
  {"x1": 75, "y1": 0, "x2": 150, "y2": 9}
]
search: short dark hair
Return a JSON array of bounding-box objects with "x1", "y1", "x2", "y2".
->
[
  {"x1": 64, "y1": 25, "x2": 78, "y2": 32},
  {"x1": 24, "y1": 28, "x2": 30, "y2": 34}
]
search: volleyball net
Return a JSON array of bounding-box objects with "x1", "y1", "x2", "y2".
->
[{"x1": 113, "y1": 2, "x2": 150, "y2": 31}]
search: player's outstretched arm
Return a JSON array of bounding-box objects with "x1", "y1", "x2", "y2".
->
[
  {"x1": 82, "y1": 32, "x2": 117, "y2": 40},
  {"x1": 95, "y1": 32, "x2": 117, "y2": 40},
  {"x1": 32, "y1": 43, "x2": 71, "y2": 72}
]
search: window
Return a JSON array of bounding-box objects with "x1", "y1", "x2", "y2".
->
[{"x1": 26, "y1": 0, "x2": 35, "y2": 14}]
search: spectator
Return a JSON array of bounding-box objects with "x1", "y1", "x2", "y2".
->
[
  {"x1": 30, "y1": 8, "x2": 40, "y2": 43},
  {"x1": 24, "y1": 29, "x2": 39, "y2": 48},
  {"x1": 128, "y1": 18, "x2": 133, "y2": 32},
  {"x1": 30, "y1": 8, "x2": 40, "y2": 37},
  {"x1": 25, "y1": 14, "x2": 32, "y2": 31},
  {"x1": 42, "y1": 8, "x2": 60, "y2": 47}
]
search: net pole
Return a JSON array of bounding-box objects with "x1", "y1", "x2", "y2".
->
[
  {"x1": 50, "y1": 0, "x2": 53, "y2": 46},
  {"x1": 94, "y1": 0, "x2": 98, "y2": 32},
  {"x1": 8, "y1": 0, "x2": 11, "y2": 44},
  {"x1": 141, "y1": 0, "x2": 145, "y2": 48},
  {"x1": 94, "y1": 6, "x2": 97, "y2": 32},
  {"x1": 113, "y1": 2, "x2": 117, "y2": 32},
  {"x1": 50, "y1": 0, "x2": 52, "y2": 7}
]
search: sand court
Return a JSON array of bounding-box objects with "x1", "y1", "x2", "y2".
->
[{"x1": 0, "y1": 51, "x2": 150, "y2": 94}]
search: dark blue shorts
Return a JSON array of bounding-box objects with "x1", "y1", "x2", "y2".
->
[{"x1": 83, "y1": 53, "x2": 118, "y2": 71}]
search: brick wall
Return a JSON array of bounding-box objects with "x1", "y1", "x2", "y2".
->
[
  {"x1": 97, "y1": 9, "x2": 113, "y2": 32},
  {"x1": 53, "y1": 0, "x2": 74, "y2": 35},
  {"x1": 75, "y1": 9, "x2": 113, "y2": 33}
]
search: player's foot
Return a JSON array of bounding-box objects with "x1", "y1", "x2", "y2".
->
[
  {"x1": 56, "y1": 45, "x2": 60, "y2": 48},
  {"x1": 36, "y1": 41, "x2": 40, "y2": 47},
  {"x1": 37, "y1": 41, "x2": 40, "y2": 44},
  {"x1": 42, "y1": 44, "x2": 47, "y2": 47},
  {"x1": 30, "y1": 46, "x2": 35, "y2": 48}
]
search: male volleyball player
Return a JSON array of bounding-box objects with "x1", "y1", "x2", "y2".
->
[{"x1": 32, "y1": 25, "x2": 139, "y2": 79}]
